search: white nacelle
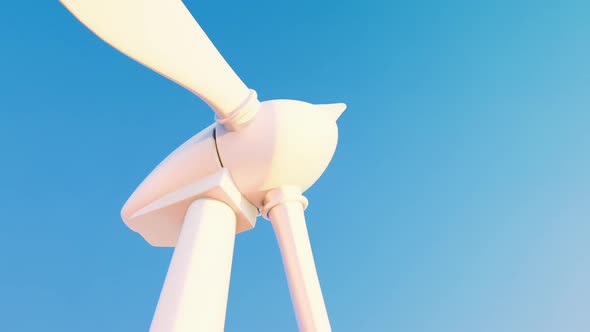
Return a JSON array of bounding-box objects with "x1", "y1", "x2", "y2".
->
[{"x1": 121, "y1": 99, "x2": 345, "y2": 234}]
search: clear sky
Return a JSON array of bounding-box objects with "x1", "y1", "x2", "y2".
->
[{"x1": 1, "y1": 0, "x2": 589, "y2": 331}]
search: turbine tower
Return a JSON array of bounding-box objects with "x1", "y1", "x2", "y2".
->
[{"x1": 60, "y1": 1, "x2": 346, "y2": 331}]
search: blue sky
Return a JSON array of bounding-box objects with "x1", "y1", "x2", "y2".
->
[{"x1": 1, "y1": 0, "x2": 589, "y2": 331}]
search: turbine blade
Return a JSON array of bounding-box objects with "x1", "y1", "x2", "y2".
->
[
  {"x1": 263, "y1": 188, "x2": 332, "y2": 332},
  {"x1": 60, "y1": 0, "x2": 251, "y2": 119}
]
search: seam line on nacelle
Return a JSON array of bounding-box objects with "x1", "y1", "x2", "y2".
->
[{"x1": 212, "y1": 126, "x2": 224, "y2": 168}]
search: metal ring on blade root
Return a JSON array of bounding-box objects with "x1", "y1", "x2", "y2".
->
[
  {"x1": 262, "y1": 187, "x2": 309, "y2": 220},
  {"x1": 215, "y1": 89, "x2": 261, "y2": 131}
]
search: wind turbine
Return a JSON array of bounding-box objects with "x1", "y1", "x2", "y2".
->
[{"x1": 60, "y1": 1, "x2": 346, "y2": 331}]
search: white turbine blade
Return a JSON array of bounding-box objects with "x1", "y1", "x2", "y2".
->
[
  {"x1": 60, "y1": 0, "x2": 251, "y2": 119},
  {"x1": 151, "y1": 199, "x2": 236, "y2": 332},
  {"x1": 264, "y1": 188, "x2": 332, "y2": 331}
]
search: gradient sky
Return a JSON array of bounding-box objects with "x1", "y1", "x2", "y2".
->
[{"x1": 1, "y1": 0, "x2": 589, "y2": 331}]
